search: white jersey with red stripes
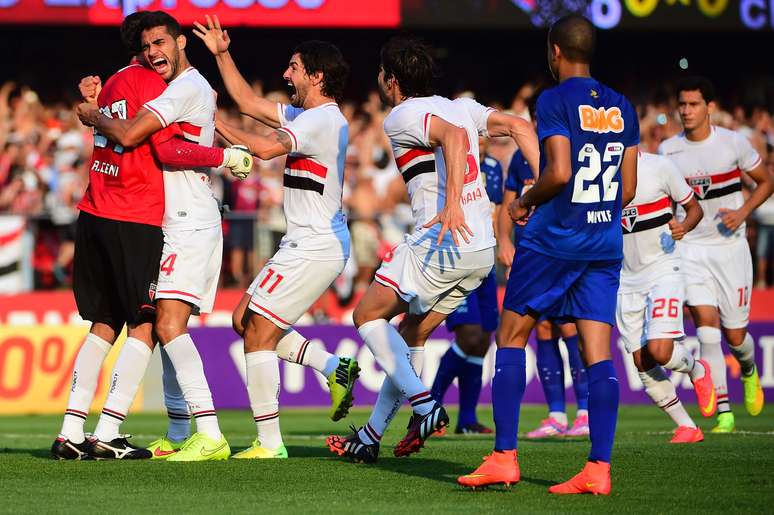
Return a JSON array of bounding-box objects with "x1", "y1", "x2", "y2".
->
[
  {"x1": 144, "y1": 67, "x2": 221, "y2": 230},
  {"x1": 620, "y1": 152, "x2": 694, "y2": 292},
  {"x1": 658, "y1": 125, "x2": 761, "y2": 246},
  {"x1": 385, "y1": 96, "x2": 496, "y2": 253},
  {"x1": 276, "y1": 102, "x2": 350, "y2": 261}
]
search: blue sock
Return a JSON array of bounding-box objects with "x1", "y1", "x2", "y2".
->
[
  {"x1": 431, "y1": 343, "x2": 466, "y2": 402},
  {"x1": 536, "y1": 338, "x2": 565, "y2": 413},
  {"x1": 493, "y1": 348, "x2": 526, "y2": 451},
  {"x1": 457, "y1": 357, "x2": 484, "y2": 428},
  {"x1": 587, "y1": 360, "x2": 619, "y2": 463},
  {"x1": 564, "y1": 335, "x2": 589, "y2": 411}
]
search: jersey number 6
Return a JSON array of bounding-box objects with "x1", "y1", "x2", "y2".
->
[{"x1": 571, "y1": 142, "x2": 623, "y2": 204}]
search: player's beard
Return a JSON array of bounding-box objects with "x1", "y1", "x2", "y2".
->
[{"x1": 376, "y1": 81, "x2": 391, "y2": 107}]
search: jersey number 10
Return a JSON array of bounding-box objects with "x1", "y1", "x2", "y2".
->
[
  {"x1": 571, "y1": 142, "x2": 623, "y2": 204},
  {"x1": 93, "y1": 99, "x2": 128, "y2": 154}
]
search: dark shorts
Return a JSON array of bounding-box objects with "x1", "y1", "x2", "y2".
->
[
  {"x1": 503, "y1": 246, "x2": 621, "y2": 326},
  {"x1": 73, "y1": 211, "x2": 163, "y2": 327},
  {"x1": 227, "y1": 219, "x2": 254, "y2": 250},
  {"x1": 445, "y1": 267, "x2": 499, "y2": 332}
]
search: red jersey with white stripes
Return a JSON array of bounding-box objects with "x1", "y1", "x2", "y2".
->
[
  {"x1": 276, "y1": 102, "x2": 350, "y2": 260},
  {"x1": 384, "y1": 96, "x2": 495, "y2": 253},
  {"x1": 620, "y1": 152, "x2": 694, "y2": 292},
  {"x1": 658, "y1": 126, "x2": 761, "y2": 246},
  {"x1": 78, "y1": 63, "x2": 181, "y2": 226},
  {"x1": 144, "y1": 67, "x2": 221, "y2": 230}
]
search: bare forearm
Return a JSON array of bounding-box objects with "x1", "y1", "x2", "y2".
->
[
  {"x1": 217, "y1": 119, "x2": 289, "y2": 160},
  {"x1": 682, "y1": 200, "x2": 703, "y2": 233},
  {"x1": 215, "y1": 52, "x2": 278, "y2": 128},
  {"x1": 520, "y1": 167, "x2": 567, "y2": 208},
  {"x1": 510, "y1": 124, "x2": 539, "y2": 179},
  {"x1": 740, "y1": 175, "x2": 774, "y2": 217},
  {"x1": 498, "y1": 192, "x2": 515, "y2": 243},
  {"x1": 441, "y1": 138, "x2": 466, "y2": 208},
  {"x1": 94, "y1": 117, "x2": 133, "y2": 147}
]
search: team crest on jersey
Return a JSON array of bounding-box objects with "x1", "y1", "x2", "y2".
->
[
  {"x1": 578, "y1": 105, "x2": 624, "y2": 134},
  {"x1": 621, "y1": 206, "x2": 638, "y2": 232},
  {"x1": 590, "y1": 89, "x2": 599, "y2": 99},
  {"x1": 688, "y1": 176, "x2": 711, "y2": 199}
]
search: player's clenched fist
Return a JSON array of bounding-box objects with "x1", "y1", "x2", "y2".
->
[
  {"x1": 79, "y1": 76, "x2": 102, "y2": 104},
  {"x1": 222, "y1": 145, "x2": 253, "y2": 180}
]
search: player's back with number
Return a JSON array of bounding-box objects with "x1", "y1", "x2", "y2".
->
[
  {"x1": 522, "y1": 79, "x2": 639, "y2": 260},
  {"x1": 79, "y1": 63, "x2": 173, "y2": 227}
]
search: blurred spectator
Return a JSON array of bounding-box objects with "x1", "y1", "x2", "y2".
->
[{"x1": 755, "y1": 158, "x2": 774, "y2": 288}]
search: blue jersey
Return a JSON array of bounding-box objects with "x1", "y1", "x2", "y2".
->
[
  {"x1": 481, "y1": 154, "x2": 503, "y2": 205},
  {"x1": 505, "y1": 149, "x2": 535, "y2": 241},
  {"x1": 520, "y1": 77, "x2": 639, "y2": 261}
]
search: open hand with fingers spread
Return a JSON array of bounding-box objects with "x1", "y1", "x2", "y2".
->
[
  {"x1": 193, "y1": 14, "x2": 230, "y2": 56},
  {"x1": 423, "y1": 202, "x2": 473, "y2": 246}
]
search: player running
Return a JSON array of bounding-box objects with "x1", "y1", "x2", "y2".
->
[
  {"x1": 52, "y1": 12, "x2": 251, "y2": 460},
  {"x1": 659, "y1": 76, "x2": 772, "y2": 433},
  {"x1": 429, "y1": 138, "x2": 504, "y2": 435},
  {"x1": 617, "y1": 151, "x2": 714, "y2": 444},
  {"x1": 500, "y1": 104, "x2": 589, "y2": 439},
  {"x1": 74, "y1": 11, "x2": 251, "y2": 461},
  {"x1": 459, "y1": 15, "x2": 639, "y2": 495},
  {"x1": 327, "y1": 36, "x2": 539, "y2": 464},
  {"x1": 194, "y1": 16, "x2": 358, "y2": 459}
]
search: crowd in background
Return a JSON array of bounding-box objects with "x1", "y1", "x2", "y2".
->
[{"x1": 1, "y1": 76, "x2": 773, "y2": 302}]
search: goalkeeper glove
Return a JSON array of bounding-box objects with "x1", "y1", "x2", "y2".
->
[{"x1": 222, "y1": 145, "x2": 253, "y2": 180}]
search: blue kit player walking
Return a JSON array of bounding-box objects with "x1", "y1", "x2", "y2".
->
[
  {"x1": 502, "y1": 141, "x2": 590, "y2": 440},
  {"x1": 431, "y1": 139, "x2": 505, "y2": 435},
  {"x1": 459, "y1": 15, "x2": 639, "y2": 495}
]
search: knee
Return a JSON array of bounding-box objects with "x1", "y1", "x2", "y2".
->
[
  {"x1": 352, "y1": 305, "x2": 371, "y2": 329},
  {"x1": 155, "y1": 311, "x2": 185, "y2": 344}
]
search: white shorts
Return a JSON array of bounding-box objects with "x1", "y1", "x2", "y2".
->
[
  {"x1": 247, "y1": 247, "x2": 346, "y2": 330},
  {"x1": 680, "y1": 239, "x2": 752, "y2": 329},
  {"x1": 374, "y1": 240, "x2": 494, "y2": 315},
  {"x1": 156, "y1": 225, "x2": 222, "y2": 315},
  {"x1": 616, "y1": 273, "x2": 685, "y2": 354}
]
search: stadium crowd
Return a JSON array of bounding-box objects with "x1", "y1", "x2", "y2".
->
[{"x1": 1, "y1": 77, "x2": 773, "y2": 295}]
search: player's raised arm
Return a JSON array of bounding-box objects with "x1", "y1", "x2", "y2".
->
[
  {"x1": 486, "y1": 111, "x2": 539, "y2": 179},
  {"x1": 620, "y1": 145, "x2": 639, "y2": 207},
  {"x1": 512, "y1": 134, "x2": 571, "y2": 222},
  {"x1": 193, "y1": 15, "x2": 281, "y2": 128},
  {"x1": 76, "y1": 102, "x2": 161, "y2": 148},
  {"x1": 216, "y1": 116, "x2": 291, "y2": 160},
  {"x1": 422, "y1": 115, "x2": 473, "y2": 246}
]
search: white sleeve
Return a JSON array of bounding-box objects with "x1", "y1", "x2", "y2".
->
[
  {"x1": 277, "y1": 109, "x2": 324, "y2": 156},
  {"x1": 454, "y1": 97, "x2": 494, "y2": 136},
  {"x1": 663, "y1": 158, "x2": 694, "y2": 205},
  {"x1": 143, "y1": 79, "x2": 197, "y2": 127},
  {"x1": 656, "y1": 140, "x2": 667, "y2": 156},
  {"x1": 383, "y1": 103, "x2": 432, "y2": 148},
  {"x1": 734, "y1": 131, "x2": 762, "y2": 172},
  {"x1": 278, "y1": 103, "x2": 305, "y2": 126}
]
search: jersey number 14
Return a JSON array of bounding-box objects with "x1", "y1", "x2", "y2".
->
[{"x1": 571, "y1": 142, "x2": 624, "y2": 203}]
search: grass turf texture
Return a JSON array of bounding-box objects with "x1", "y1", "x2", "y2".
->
[{"x1": 1, "y1": 405, "x2": 773, "y2": 514}]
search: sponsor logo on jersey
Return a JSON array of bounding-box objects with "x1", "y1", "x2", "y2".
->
[
  {"x1": 578, "y1": 105, "x2": 624, "y2": 134},
  {"x1": 621, "y1": 206, "x2": 638, "y2": 232},
  {"x1": 688, "y1": 176, "x2": 712, "y2": 198}
]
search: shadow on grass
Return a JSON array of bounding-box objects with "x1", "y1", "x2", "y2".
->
[{"x1": 0, "y1": 447, "x2": 53, "y2": 460}]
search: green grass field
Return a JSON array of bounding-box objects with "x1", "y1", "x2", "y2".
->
[{"x1": 1, "y1": 405, "x2": 773, "y2": 514}]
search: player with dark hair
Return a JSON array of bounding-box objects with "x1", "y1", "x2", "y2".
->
[
  {"x1": 52, "y1": 11, "x2": 251, "y2": 460},
  {"x1": 326, "y1": 35, "x2": 539, "y2": 464},
  {"x1": 459, "y1": 14, "x2": 639, "y2": 495},
  {"x1": 194, "y1": 15, "x2": 359, "y2": 459},
  {"x1": 659, "y1": 75, "x2": 772, "y2": 432}
]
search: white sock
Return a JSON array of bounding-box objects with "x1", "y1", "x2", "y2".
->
[
  {"x1": 697, "y1": 326, "x2": 730, "y2": 413},
  {"x1": 161, "y1": 346, "x2": 191, "y2": 442},
  {"x1": 59, "y1": 333, "x2": 111, "y2": 443},
  {"x1": 276, "y1": 329, "x2": 339, "y2": 376},
  {"x1": 358, "y1": 319, "x2": 433, "y2": 415},
  {"x1": 728, "y1": 333, "x2": 756, "y2": 376},
  {"x1": 245, "y1": 350, "x2": 283, "y2": 449},
  {"x1": 576, "y1": 409, "x2": 589, "y2": 418},
  {"x1": 549, "y1": 411, "x2": 568, "y2": 426},
  {"x1": 93, "y1": 337, "x2": 153, "y2": 442},
  {"x1": 164, "y1": 334, "x2": 221, "y2": 440},
  {"x1": 639, "y1": 367, "x2": 696, "y2": 428},
  {"x1": 360, "y1": 347, "x2": 425, "y2": 445},
  {"x1": 664, "y1": 342, "x2": 697, "y2": 375}
]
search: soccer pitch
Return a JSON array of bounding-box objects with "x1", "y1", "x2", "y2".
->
[{"x1": 1, "y1": 405, "x2": 772, "y2": 514}]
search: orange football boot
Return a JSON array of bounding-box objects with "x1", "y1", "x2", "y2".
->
[
  {"x1": 549, "y1": 460, "x2": 611, "y2": 495},
  {"x1": 692, "y1": 359, "x2": 716, "y2": 418},
  {"x1": 457, "y1": 450, "x2": 520, "y2": 489},
  {"x1": 670, "y1": 426, "x2": 704, "y2": 444}
]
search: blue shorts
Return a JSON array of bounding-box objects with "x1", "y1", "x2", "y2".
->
[
  {"x1": 445, "y1": 268, "x2": 499, "y2": 332},
  {"x1": 503, "y1": 246, "x2": 621, "y2": 326}
]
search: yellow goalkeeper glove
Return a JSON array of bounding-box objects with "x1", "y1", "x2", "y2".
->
[{"x1": 222, "y1": 145, "x2": 253, "y2": 180}]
